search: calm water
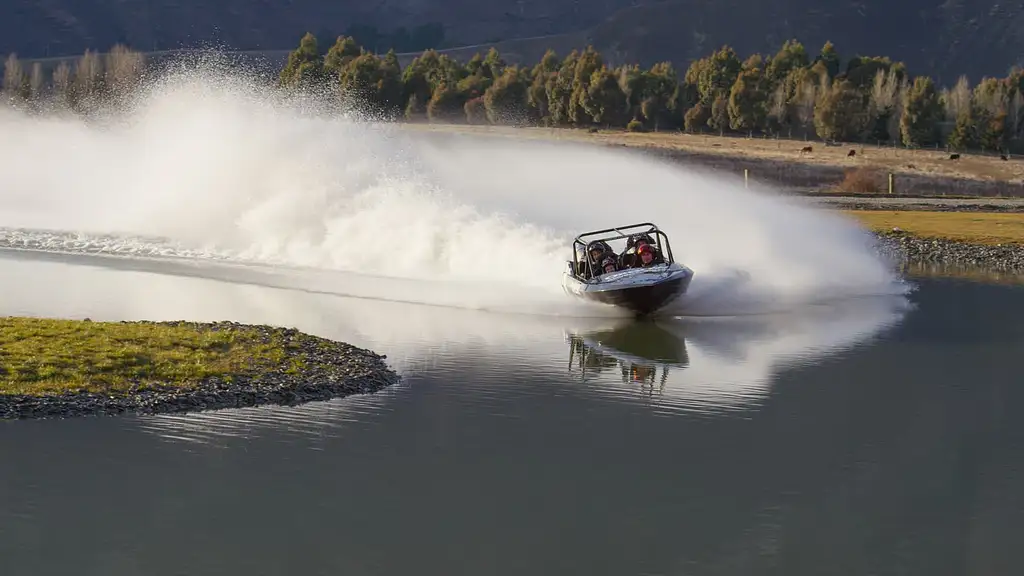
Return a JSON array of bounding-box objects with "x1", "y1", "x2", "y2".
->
[{"x1": 2, "y1": 252, "x2": 1024, "y2": 576}]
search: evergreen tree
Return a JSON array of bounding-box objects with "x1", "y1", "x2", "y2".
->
[
  {"x1": 900, "y1": 76, "x2": 943, "y2": 146},
  {"x1": 583, "y1": 67, "x2": 628, "y2": 126},
  {"x1": 728, "y1": 62, "x2": 768, "y2": 132},
  {"x1": 484, "y1": 66, "x2": 530, "y2": 124},
  {"x1": 323, "y1": 36, "x2": 362, "y2": 80},
  {"x1": 279, "y1": 32, "x2": 324, "y2": 90},
  {"x1": 814, "y1": 79, "x2": 869, "y2": 141}
]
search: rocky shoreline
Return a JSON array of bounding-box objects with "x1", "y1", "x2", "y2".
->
[
  {"x1": 873, "y1": 230, "x2": 1024, "y2": 272},
  {"x1": 1, "y1": 320, "x2": 401, "y2": 420}
]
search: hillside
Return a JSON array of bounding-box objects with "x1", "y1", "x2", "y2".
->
[
  {"x1": 0, "y1": 1, "x2": 634, "y2": 59},
  {"x1": 587, "y1": 0, "x2": 1024, "y2": 85},
  {"x1": 2, "y1": 1, "x2": 1023, "y2": 84}
]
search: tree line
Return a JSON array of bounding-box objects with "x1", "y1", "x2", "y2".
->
[
  {"x1": 276, "y1": 32, "x2": 1024, "y2": 153},
  {"x1": 4, "y1": 33, "x2": 1023, "y2": 153},
  {"x1": 2, "y1": 46, "x2": 145, "y2": 114}
]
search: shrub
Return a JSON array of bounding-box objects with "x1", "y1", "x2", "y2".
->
[{"x1": 838, "y1": 166, "x2": 883, "y2": 193}]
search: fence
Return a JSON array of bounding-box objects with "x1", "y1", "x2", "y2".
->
[
  {"x1": 631, "y1": 141, "x2": 1024, "y2": 198},
  {"x1": 685, "y1": 128, "x2": 1023, "y2": 160}
]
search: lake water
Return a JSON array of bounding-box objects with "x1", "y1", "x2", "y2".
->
[{"x1": 2, "y1": 251, "x2": 1024, "y2": 576}]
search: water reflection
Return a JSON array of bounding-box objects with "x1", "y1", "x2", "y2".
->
[
  {"x1": 902, "y1": 260, "x2": 1024, "y2": 286},
  {"x1": 10, "y1": 251, "x2": 1024, "y2": 575},
  {"x1": 559, "y1": 293, "x2": 911, "y2": 417},
  {"x1": 567, "y1": 321, "x2": 687, "y2": 396}
]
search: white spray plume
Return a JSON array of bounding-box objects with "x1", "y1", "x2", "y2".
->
[{"x1": 0, "y1": 60, "x2": 909, "y2": 316}]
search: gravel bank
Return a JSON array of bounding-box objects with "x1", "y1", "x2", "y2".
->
[
  {"x1": 1, "y1": 320, "x2": 400, "y2": 420},
  {"x1": 873, "y1": 231, "x2": 1024, "y2": 272}
]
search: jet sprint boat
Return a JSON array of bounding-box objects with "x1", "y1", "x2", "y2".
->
[{"x1": 561, "y1": 223, "x2": 694, "y2": 316}]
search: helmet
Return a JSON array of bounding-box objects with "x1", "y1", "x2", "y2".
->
[
  {"x1": 601, "y1": 256, "x2": 617, "y2": 268},
  {"x1": 637, "y1": 243, "x2": 654, "y2": 255},
  {"x1": 586, "y1": 241, "x2": 610, "y2": 260},
  {"x1": 627, "y1": 233, "x2": 655, "y2": 249}
]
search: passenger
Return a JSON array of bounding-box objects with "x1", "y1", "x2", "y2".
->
[
  {"x1": 635, "y1": 242, "x2": 665, "y2": 267},
  {"x1": 600, "y1": 256, "x2": 618, "y2": 275}
]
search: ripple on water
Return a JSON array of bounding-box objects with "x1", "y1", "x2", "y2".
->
[{"x1": 131, "y1": 382, "x2": 409, "y2": 447}]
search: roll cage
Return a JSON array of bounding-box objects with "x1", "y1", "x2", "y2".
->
[{"x1": 568, "y1": 222, "x2": 676, "y2": 281}]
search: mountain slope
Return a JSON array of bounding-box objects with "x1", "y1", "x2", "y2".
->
[
  {"x1": 587, "y1": 0, "x2": 1024, "y2": 83},
  {"x1": 0, "y1": 1, "x2": 635, "y2": 58},
  {"x1": 2, "y1": 1, "x2": 1022, "y2": 84}
]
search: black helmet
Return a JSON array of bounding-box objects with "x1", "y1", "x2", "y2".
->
[
  {"x1": 626, "y1": 233, "x2": 655, "y2": 249},
  {"x1": 587, "y1": 241, "x2": 611, "y2": 260},
  {"x1": 601, "y1": 256, "x2": 617, "y2": 268}
]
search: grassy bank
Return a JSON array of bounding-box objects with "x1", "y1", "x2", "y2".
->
[
  {"x1": 2, "y1": 317, "x2": 399, "y2": 419},
  {"x1": 844, "y1": 210, "x2": 1024, "y2": 245},
  {"x1": 0, "y1": 317, "x2": 307, "y2": 396}
]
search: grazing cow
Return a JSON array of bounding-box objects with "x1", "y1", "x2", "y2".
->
[
  {"x1": 1000, "y1": 154, "x2": 1009, "y2": 161},
  {"x1": 949, "y1": 153, "x2": 961, "y2": 160},
  {"x1": 847, "y1": 149, "x2": 856, "y2": 157},
  {"x1": 800, "y1": 145, "x2": 813, "y2": 153}
]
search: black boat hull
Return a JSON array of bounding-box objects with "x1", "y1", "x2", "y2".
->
[
  {"x1": 563, "y1": 263, "x2": 694, "y2": 316},
  {"x1": 589, "y1": 275, "x2": 692, "y2": 315}
]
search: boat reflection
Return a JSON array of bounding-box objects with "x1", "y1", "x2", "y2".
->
[{"x1": 566, "y1": 321, "x2": 689, "y2": 397}]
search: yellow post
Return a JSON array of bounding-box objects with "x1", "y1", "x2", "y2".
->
[
  {"x1": 744, "y1": 168, "x2": 749, "y2": 188},
  {"x1": 888, "y1": 172, "x2": 894, "y2": 194}
]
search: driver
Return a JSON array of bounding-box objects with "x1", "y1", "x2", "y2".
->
[
  {"x1": 635, "y1": 243, "x2": 663, "y2": 267},
  {"x1": 620, "y1": 233, "x2": 664, "y2": 267},
  {"x1": 577, "y1": 240, "x2": 613, "y2": 278}
]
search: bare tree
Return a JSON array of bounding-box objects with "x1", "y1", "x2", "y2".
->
[
  {"x1": 793, "y1": 78, "x2": 818, "y2": 136},
  {"x1": 29, "y1": 62, "x2": 44, "y2": 100},
  {"x1": 1010, "y1": 90, "x2": 1024, "y2": 145},
  {"x1": 867, "y1": 68, "x2": 900, "y2": 141},
  {"x1": 768, "y1": 82, "x2": 787, "y2": 133},
  {"x1": 943, "y1": 75, "x2": 971, "y2": 120},
  {"x1": 887, "y1": 76, "x2": 909, "y2": 143},
  {"x1": 974, "y1": 80, "x2": 1009, "y2": 117},
  {"x1": 3, "y1": 53, "x2": 27, "y2": 102},
  {"x1": 870, "y1": 68, "x2": 898, "y2": 112},
  {"x1": 105, "y1": 44, "x2": 145, "y2": 103},
  {"x1": 74, "y1": 49, "x2": 105, "y2": 111},
  {"x1": 52, "y1": 60, "x2": 73, "y2": 108}
]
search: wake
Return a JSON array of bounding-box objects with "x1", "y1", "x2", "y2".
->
[{"x1": 0, "y1": 61, "x2": 911, "y2": 317}]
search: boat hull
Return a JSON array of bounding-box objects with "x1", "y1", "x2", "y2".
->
[{"x1": 562, "y1": 263, "x2": 694, "y2": 316}]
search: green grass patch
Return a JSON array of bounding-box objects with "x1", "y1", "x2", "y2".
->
[
  {"x1": 845, "y1": 210, "x2": 1024, "y2": 245},
  {"x1": 0, "y1": 317, "x2": 305, "y2": 396}
]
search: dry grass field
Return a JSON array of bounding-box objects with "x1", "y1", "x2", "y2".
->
[
  {"x1": 404, "y1": 123, "x2": 1024, "y2": 185},
  {"x1": 844, "y1": 210, "x2": 1024, "y2": 244}
]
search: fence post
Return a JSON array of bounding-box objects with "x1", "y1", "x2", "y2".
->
[
  {"x1": 744, "y1": 168, "x2": 749, "y2": 188},
  {"x1": 888, "y1": 172, "x2": 894, "y2": 195}
]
